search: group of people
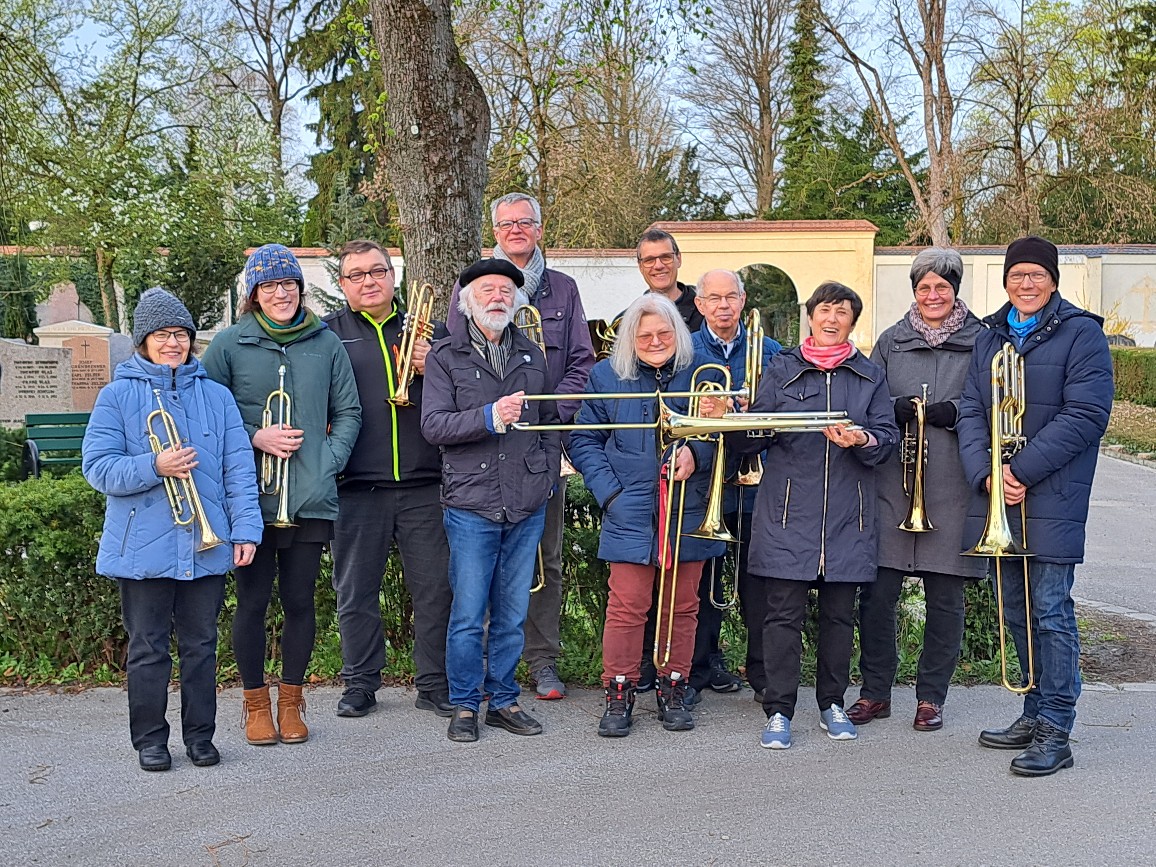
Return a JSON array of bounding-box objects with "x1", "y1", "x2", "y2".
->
[{"x1": 82, "y1": 193, "x2": 1113, "y2": 779}]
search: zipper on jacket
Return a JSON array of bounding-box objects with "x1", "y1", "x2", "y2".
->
[
  {"x1": 120, "y1": 508, "x2": 136, "y2": 557},
  {"x1": 781, "y1": 479, "x2": 791, "y2": 528},
  {"x1": 819, "y1": 371, "x2": 832, "y2": 574},
  {"x1": 363, "y1": 311, "x2": 402, "y2": 482},
  {"x1": 857, "y1": 480, "x2": 864, "y2": 532}
]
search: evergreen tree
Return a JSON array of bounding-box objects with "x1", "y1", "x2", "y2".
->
[{"x1": 775, "y1": 0, "x2": 829, "y2": 217}]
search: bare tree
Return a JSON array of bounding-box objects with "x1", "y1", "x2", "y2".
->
[
  {"x1": 819, "y1": 0, "x2": 966, "y2": 244},
  {"x1": 368, "y1": 0, "x2": 490, "y2": 305},
  {"x1": 678, "y1": 0, "x2": 792, "y2": 216}
]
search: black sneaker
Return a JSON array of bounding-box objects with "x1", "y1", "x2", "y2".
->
[
  {"x1": 598, "y1": 676, "x2": 636, "y2": 738},
  {"x1": 637, "y1": 658, "x2": 657, "y2": 693},
  {"x1": 336, "y1": 687, "x2": 376, "y2": 717},
  {"x1": 707, "y1": 661, "x2": 743, "y2": 693},
  {"x1": 656, "y1": 672, "x2": 695, "y2": 731},
  {"x1": 414, "y1": 690, "x2": 454, "y2": 718}
]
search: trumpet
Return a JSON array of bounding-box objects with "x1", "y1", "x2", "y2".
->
[
  {"x1": 391, "y1": 281, "x2": 436, "y2": 407},
  {"x1": 963, "y1": 344, "x2": 1034, "y2": 694},
  {"x1": 590, "y1": 315, "x2": 621, "y2": 361},
  {"x1": 898, "y1": 383, "x2": 935, "y2": 533},
  {"x1": 734, "y1": 309, "x2": 765, "y2": 487},
  {"x1": 147, "y1": 389, "x2": 225, "y2": 552},
  {"x1": 260, "y1": 364, "x2": 296, "y2": 528}
]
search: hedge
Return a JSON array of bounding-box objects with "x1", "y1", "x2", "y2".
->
[
  {"x1": 0, "y1": 474, "x2": 1005, "y2": 687},
  {"x1": 1110, "y1": 348, "x2": 1156, "y2": 407}
]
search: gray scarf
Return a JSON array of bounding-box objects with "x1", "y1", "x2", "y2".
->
[
  {"x1": 907, "y1": 298, "x2": 970, "y2": 348},
  {"x1": 467, "y1": 317, "x2": 514, "y2": 378},
  {"x1": 494, "y1": 244, "x2": 546, "y2": 299}
]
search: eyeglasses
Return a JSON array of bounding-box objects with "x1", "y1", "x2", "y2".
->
[
  {"x1": 150, "y1": 329, "x2": 191, "y2": 345},
  {"x1": 914, "y1": 284, "x2": 953, "y2": 298},
  {"x1": 342, "y1": 266, "x2": 392, "y2": 284},
  {"x1": 638, "y1": 253, "x2": 677, "y2": 269},
  {"x1": 635, "y1": 329, "x2": 675, "y2": 345},
  {"x1": 494, "y1": 218, "x2": 539, "y2": 232},
  {"x1": 700, "y1": 293, "x2": 744, "y2": 307},
  {"x1": 1007, "y1": 271, "x2": 1051, "y2": 286},
  {"x1": 256, "y1": 279, "x2": 300, "y2": 295}
]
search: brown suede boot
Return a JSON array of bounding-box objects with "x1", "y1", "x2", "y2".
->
[
  {"x1": 242, "y1": 686, "x2": 278, "y2": 745},
  {"x1": 277, "y1": 683, "x2": 309, "y2": 744}
]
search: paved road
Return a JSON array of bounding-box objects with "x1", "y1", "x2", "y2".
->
[{"x1": 2, "y1": 454, "x2": 1155, "y2": 866}]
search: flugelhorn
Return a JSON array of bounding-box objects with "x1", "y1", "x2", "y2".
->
[
  {"x1": 260, "y1": 364, "x2": 296, "y2": 528},
  {"x1": 963, "y1": 343, "x2": 1034, "y2": 694},
  {"x1": 147, "y1": 389, "x2": 225, "y2": 552},
  {"x1": 391, "y1": 281, "x2": 436, "y2": 407},
  {"x1": 898, "y1": 383, "x2": 935, "y2": 533}
]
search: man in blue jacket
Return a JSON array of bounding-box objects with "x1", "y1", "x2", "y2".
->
[
  {"x1": 957, "y1": 236, "x2": 1114, "y2": 777},
  {"x1": 689, "y1": 269, "x2": 782, "y2": 702}
]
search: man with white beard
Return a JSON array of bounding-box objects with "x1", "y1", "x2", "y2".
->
[{"x1": 421, "y1": 259, "x2": 562, "y2": 743}]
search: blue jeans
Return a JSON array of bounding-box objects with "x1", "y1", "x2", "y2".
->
[
  {"x1": 994, "y1": 559, "x2": 1081, "y2": 732},
  {"x1": 443, "y1": 506, "x2": 547, "y2": 712}
]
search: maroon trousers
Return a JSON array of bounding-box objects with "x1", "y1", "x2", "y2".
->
[{"x1": 601, "y1": 561, "x2": 705, "y2": 686}]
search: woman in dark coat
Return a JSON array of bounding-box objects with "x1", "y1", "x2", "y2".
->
[
  {"x1": 83, "y1": 289, "x2": 263, "y2": 772},
  {"x1": 203, "y1": 244, "x2": 361, "y2": 748},
  {"x1": 728, "y1": 281, "x2": 898, "y2": 750},
  {"x1": 569, "y1": 293, "x2": 724, "y2": 737},
  {"x1": 851, "y1": 247, "x2": 986, "y2": 734}
]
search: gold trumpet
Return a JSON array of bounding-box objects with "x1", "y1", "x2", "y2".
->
[
  {"x1": 735, "y1": 309, "x2": 765, "y2": 487},
  {"x1": 260, "y1": 364, "x2": 296, "y2": 529},
  {"x1": 391, "y1": 281, "x2": 436, "y2": 407},
  {"x1": 147, "y1": 389, "x2": 225, "y2": 552},
  {"x1": 963, "y1": 344, "x2": 1034, "y2": 695},
  {"x1": 590, "y1": 315, "x2": 622, "y2": 361},
  {"x1": 683, "y1": 364, "x2": 737, "y2": 545},
  {"x1": 898, "y1": 383, "x2": 935, "y2": 533}
]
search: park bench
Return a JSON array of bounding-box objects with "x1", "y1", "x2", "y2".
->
[{"x1": 21, "y1": 412, "x2": 91, "y2": 479}]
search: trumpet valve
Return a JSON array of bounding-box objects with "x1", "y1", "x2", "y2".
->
[{"x1": 899, "y1": 433, "x2": 918, "y2": 464}]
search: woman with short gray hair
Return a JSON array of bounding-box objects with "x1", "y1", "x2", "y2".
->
[{"x1": 851, "y1": 246, "x2": 986, "y2": 733}]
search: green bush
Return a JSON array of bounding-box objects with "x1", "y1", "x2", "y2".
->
[
  {"x1": 1111, "y1": 348, "x2": 1156, "y2": 407},
  {"x1": 0, "y1": 427, "x2": 27, "y2": 482},
  {"x1": 0, "y1": 474, "x2": 1008, "y2": 689}
]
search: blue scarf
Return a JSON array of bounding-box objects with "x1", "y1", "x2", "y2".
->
[{"x1": 1006, "y1": 308, "x2": 1039, "y2": 346}]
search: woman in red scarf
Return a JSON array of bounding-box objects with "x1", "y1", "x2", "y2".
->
[{"x1": 725, "y1": 281, "x2": 899, "y2": 750}]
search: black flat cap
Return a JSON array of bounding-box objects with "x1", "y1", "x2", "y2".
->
[{"x1": 458, "y1": 258, "x2": 525, "y2": 288}]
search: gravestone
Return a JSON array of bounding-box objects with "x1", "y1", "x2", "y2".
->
[
  {"x1": 0, "y1": 339, "x2": 74, "y2": 429},
  {"x1": 34, "y1": 321, "x2": 132, "y2": 412}
]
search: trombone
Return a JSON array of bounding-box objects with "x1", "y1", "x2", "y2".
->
[
  {"x1": 391, "y1": 281, "x2": 436, "y2": 407},
  {"x1": 963, "y1": 344, "x2": 1034, "y2": 694},
  {"x1": 260, "y1": 364, "x2": 296, "y2": 528},
  {"x1": 898, "y1": 383, "x2": 935, "y2": 533},
  {"x1": 147, "y1": 389, "x2": 225, "y2": 552}
]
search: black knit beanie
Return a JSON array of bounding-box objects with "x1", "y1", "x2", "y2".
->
[{"x1": 1002, "y1": 236, "x2": 1060, "y2": 287}]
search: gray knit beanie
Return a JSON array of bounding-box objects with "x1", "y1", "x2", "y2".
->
[{"x1": 132, "y1": 287, "x2": 196, "y2": 346}]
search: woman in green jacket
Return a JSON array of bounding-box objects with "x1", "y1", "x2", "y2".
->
[{"x1": 203, "y1": 244, "x2": 361, "y2": 747}]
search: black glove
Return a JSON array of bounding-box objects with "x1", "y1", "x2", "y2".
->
[
  {"x1": 894, "y1": 396, "x2": 919, "y2": 426},
  {"x1": 924, "y1": 400, "x2": 958, "y2": 428}
]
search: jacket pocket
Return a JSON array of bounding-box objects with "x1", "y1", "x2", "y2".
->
[
  {"x1": 540, "y1": 308, "x2": 567, "y2": 349},
  {"x1": 120, "y1": 508, "x2": 137, "y2": 557},
  {"x1": 781, "y1": 479, "x2": 791, "y2": 528},
  {"x1": 857, "y1": 481, "x2": 864, "y2": 532},
  {"x1": 525, "y1": 449, "x2": 550, "y2": 474}
]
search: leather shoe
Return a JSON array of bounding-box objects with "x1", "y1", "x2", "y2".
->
[
  {"x1": 979, "y1": 714, "x2": 1038, "y2": 750},
  {"x1": 484, "y1": 704, "x2": 543, "y2": 736},
  {"x1": 447, "y1": 707, "x2": 479, "y2": 742},
  {"x1": 138, "y1": 745, "x2": 171, "y2": 772},
  {"x1": 1010, "y1": 720, "x2": 1074, "y2": 776},
  {"x1": 336, "y1": 688, "x2": 376, "y2": 718},
  {"x1": 415, "y1": 691, "x2": 455, "y2": 718},
  {"x1": 846, "y1": 697, "x2": 891, "y2": 725},
  {"x1": 913, "y1": 701, "x2": 943, "y2": 731},
  {"x1": 185, "y1": 740, "x2": 220, "y2": 767}
]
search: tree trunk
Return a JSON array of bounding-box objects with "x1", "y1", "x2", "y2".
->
[
  {"x1": 95, "y1": 247, "x2": 120, "y2": 333},
  {"x1": 369, "y1": 0, "x2": 491, "y2": 319}
]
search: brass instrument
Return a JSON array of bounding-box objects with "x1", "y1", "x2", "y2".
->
[
  {"x1": 898, "y1": 383, "x2": 935, "y2": 533},
  {"x1": 390, "y1": 281, "x2": 436, "y2": 407},
  {"x1": 147, "y1": 389, "x2": 225, "y2": 552},
  {"x1": 683, "y1": 364, "x2": 737, "y2": 544},
  {"x1": 963, "y1": 344, "x2": 1034, "y2": 694},
  {"x1": 260, "y1": 364, "x2": 297, "y2": 529},
  {"x1": 735, "y1": 309, "x2": 765, "y2": 487},
  {"x1": 513, "y1": 304, "x2": 572, "y2": 594},
  {"x1": 590, "y1": 315, "x2": 622, "y2": 360}
]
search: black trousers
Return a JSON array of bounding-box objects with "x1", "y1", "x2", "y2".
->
[
  {"x1": 330, "y1": 483, "x2": 451, "y2": 694},
  {"x1": 762, "y1": 577, "x2": 858, "y2": 719},
  {"x1": 688, "y1": 509, "x2": 768, "y2": 691},
  {"x1": 233, "y1": 538, "x2": 325, "y2": 689},
  {"x1": 119, "y1": 576, "x2": 226, "y2": 750},
  {"x1": 857, "y1": 567, "x2": 966, "y2": 706}
]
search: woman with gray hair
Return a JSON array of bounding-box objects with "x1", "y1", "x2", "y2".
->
[
  {"x1": 850, "y1": 247, "x2": 986, "y2": 733},
  {"x1": 568, "y1": 294, "x2": 724, "y2": 738}
]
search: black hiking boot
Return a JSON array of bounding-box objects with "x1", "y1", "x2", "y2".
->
[
  {"x1": 598, "y1": 676, "x2": 636, "y2": 738},
  {"x1": 656, "y1": 671, "x2": 694, "y2": 732}
]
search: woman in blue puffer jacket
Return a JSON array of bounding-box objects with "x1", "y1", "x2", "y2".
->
[
  {"x1": 569, "y1": 294, "x2": 725, "y2": 738},
  {"x1": 82, "y1": 289, "x2": 263, "y2": 773}
]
